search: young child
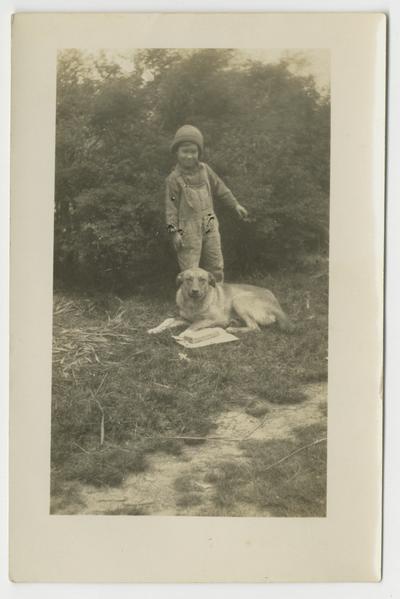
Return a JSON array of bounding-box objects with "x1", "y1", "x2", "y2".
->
[{"x1": 165, "y1": 125, "x2": 248, "y2": 283}]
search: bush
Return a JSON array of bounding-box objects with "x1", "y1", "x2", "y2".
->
[
  {"x1": 59, "y1": 184, "x2": 174, "y2": 288},
  {"x1": 54, "y1": 49, "x2": 330, "y2": 290}
]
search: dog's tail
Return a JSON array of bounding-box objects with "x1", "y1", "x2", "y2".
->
[{"x1": 275, "y1": 309, "x2": 295, "y2": 333}]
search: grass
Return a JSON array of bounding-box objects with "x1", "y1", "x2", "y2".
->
[
  {"x1": 104, "y1": 505, "x2": 150, "y2": 516},
  {"x1": 205, "y1": 422, "x2": 327, "y2": 517},
  {"x1": 50, "y1": 476, "x2": 85, "y2": 514},
  {"x1": 176, "y1": 493, "x2": 203, "y2": 508},
  {"x1": 245, "y1": 400, "x2": 271, "y2": 417},
  {"x1": 51, "y1": 270, "x2": 328, "y2": 510},
  {"x1": 62, "y1": 446, "x2": 148, "y2": 488},
  {"x1": 173, "y1": 474, "x2": 209, "y2": 508}
]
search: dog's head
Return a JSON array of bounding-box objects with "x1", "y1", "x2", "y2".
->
[{"x1": 176, "y1": 268, "x2": 216, "y2": 300}]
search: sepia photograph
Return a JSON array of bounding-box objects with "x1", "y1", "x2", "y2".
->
[
  {"x1": 10, "y1": 10, "x2": 387, "y2": 582},
  {"x1": 50, "y1": 47, "x2": 330, "y2": 517}
]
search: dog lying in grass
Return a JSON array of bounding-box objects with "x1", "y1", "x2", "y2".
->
[{"x1": 148, "y1": 267, "x2": 292, "y2": 335}]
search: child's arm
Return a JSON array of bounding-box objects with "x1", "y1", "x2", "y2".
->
[
  {"x1": 165, "y1": 176, "x2": 184, "y2": 249},
  {"x1": 205, "y1": 165, "x2": 248, "y2": 219}
]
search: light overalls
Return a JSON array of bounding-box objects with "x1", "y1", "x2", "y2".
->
[{"x1": 174, "y1": 167, "x2": 224, "y2": 282}]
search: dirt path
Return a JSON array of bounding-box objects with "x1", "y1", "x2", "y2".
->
[{"x1": 60, "y1": 382, "x2": 327, "y2": 516}]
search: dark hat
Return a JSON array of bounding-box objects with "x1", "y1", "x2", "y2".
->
[{"x1": 171, "y1": 125, "x2": 204, "y2": 154}]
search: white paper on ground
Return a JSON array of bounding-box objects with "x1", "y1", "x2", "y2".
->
[{"x1": 172, "y1": 327, "x2": 239, "y2": 348}]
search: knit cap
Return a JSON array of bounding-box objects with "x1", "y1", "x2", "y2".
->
[{"x1": 170, "y1": 125, "x2": 204, "y2": 155}]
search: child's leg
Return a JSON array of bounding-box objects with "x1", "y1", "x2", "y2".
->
[
  {"x1": 201, "y1": 223, "x2": 224, "y2": 282},
  {"x1": 176, "y1": 221, "x2": 202, "y2": 272}
]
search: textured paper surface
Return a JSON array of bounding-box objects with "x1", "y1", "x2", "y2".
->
[{"x1": 9, "y1": 12, "x2": 385, "y2": 582}]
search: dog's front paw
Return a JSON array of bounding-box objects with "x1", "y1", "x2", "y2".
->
[{"x1": 147, "y1": 327, "x2": 161, "y2": 335}]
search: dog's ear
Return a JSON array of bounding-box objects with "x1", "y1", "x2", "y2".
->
[
  {"x1": 208, "y1": 272, "x2": 216, "y2": 287},
  {"x1": 176, "y1": 272, "x2": 184, "y2": 287}
]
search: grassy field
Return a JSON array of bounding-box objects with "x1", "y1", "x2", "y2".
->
[{"x1": 50, "y1": 269, "x2": 328, "y2": 516}]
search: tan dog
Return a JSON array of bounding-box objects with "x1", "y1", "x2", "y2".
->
[{"x1": 148, "y1": 267, "x2": 292, "y2": 335}]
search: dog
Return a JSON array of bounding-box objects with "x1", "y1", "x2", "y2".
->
[{"x1": 148, "y1": 267, "x2": 292, "y2": 335}]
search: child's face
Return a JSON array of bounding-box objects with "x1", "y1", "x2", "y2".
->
[{"x1": 176, "y1": 142, "x2": 199, "y2": 169}]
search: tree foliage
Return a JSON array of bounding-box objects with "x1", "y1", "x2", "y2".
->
[{"x1": 54, "y1": 49, "x2": 330, "y2": 289}]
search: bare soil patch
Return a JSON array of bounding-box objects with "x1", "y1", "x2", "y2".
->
[{"x1": 53, "y1": 382, "x2": 326, "y2": 516}]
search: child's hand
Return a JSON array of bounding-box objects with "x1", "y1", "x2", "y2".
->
[
  {"x1": 172, "y1": 232, "x2": 184, "y2": 251},
  {"x1": 235, "y1": 204, "x2": 249, "y2": 220}
]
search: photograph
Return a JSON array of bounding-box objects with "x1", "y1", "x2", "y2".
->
[{"x1": 50, "y1": 47, "x2": 330, "y2": 517}]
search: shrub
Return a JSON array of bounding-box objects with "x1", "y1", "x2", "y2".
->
[{"x1": 54, "y1": 49, "x2": 330, "y2": 290}]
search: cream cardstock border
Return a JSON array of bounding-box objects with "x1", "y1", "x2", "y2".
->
[{"x1": 10, "y1": 12, "x2": 385, "y2": 582}]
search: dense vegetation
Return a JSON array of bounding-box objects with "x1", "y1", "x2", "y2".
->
[{"x1": 54, "y1": 49, "x2": 330, "y2": 290}]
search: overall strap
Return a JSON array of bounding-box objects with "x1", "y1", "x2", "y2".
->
[
  {"x1": 200, "y1": 162, "x2": 213, "y2": 197},
  {"x1": 175, "y1": 172, "x2": 197, "y2": 209},
  {"x1": 175, "y1": 173, "x2": 189, "y2": 190},
  {"x1": 175, "y1": 164, "x2": 212, "y2": 210},
  {"x1": 175, "y1": 163, "x2": 210, "y2": 190}
]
